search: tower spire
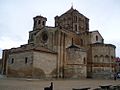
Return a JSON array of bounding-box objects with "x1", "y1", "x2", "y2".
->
[{"x1": 71, "y1": 2, "x2": 73, "y2": 9}]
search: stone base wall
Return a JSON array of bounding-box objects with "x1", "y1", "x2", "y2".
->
[
  {"x1": 7, "y1": 66, "x2": 32, "y2": 78},
  {"x1": 92, "y1": 72, "x2": 113, "y2": 79},
  {"x1": 32, "y1": 67, "x2": 57, "y2": 79},
  {"x1": 33, "y1": 51, "x2": 57, "y2": 79},
  {"x1": 64, "y1": 65, "x2": 87, "y2": 79}
]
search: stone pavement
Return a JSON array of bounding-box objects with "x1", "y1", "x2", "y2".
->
[{"x1": 0, "y1": 77, "x2": 120, "y2": 90}]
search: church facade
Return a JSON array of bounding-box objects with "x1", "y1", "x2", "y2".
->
[{"x1": 2, "y1": 7, "x2": 116, "y2": 79}]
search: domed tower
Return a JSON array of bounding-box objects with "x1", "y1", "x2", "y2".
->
[{"x1": 33, "y1": 15, "x2": 47, "y2": 30}]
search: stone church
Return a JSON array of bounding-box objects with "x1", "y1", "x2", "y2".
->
[{"x1": 2, "y1": 7, "x2": 116, "y2": 79}]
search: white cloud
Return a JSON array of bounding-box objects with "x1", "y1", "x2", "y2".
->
[
  {"x1": 0, "y1": 36, "x2": 24, "y2": 49},
  {"x1": 0, "y1": 36, "x2": 26, "y2": 58}
]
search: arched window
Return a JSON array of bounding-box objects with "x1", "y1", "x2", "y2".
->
[
  {"x1": 96, "y1": 35, "x2": 98, "y2": 41},
  {"x1": 100, "y1": 55, "x2": 104, "y2": 63},
  {"x1": 83, "y1": 57, "x2": 86, "y2": 64},
  {"x1": 74, "y1": 16, "x2": 77, "y2": 22},
  {"x1": 111, "y1": 56, "x2": 114, "y2": 62},
  {"x1": 42, "y1": 21, "x2": 45, "y2": 26},
  {"x1": 25, "y1": 57, "x2": 28, "y2": 64},
  {"x1": 75, "y1": 24, "x2": 77, "y2": 31},
  {"x1": 38, "y1": 20, "x2": 41, "y2": 24},
  {"x1": 105, "y1": 55, "x2": 109, "y2": 63},
  {"x1": 34, "y1": 21, "x2": 37, "y2": 26},
  {"x1": 80, "y1": 39, "x2": 83, "y2": 46},
  {"x1": 94, "y1": 55, "x2": 98, "y2": 63},
  {"x1": 11, "y1": 58, "x2": 14, "y2": 64}
]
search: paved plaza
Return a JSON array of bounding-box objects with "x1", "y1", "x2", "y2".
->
[{"x1": 0, "y1": 76, "x2": 120, "y2": 90}]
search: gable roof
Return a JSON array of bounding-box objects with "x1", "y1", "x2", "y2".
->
[
  {"x1": 58, "y1": 7, "x2": 89, "y2": 19},
  {"x1": 9, "y1": 44, "x2": 57, "y2": 54},
  {"x1": 90, "y1": 30, "x2": 104, "y2": 39}
]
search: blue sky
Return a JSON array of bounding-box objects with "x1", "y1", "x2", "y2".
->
[{"x1": 0, "y1": 0, "x2": 120, "y2": 58}]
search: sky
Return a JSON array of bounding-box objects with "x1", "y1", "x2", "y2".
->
[{"x1": 0, "y1": 0, "x2": 120, "y2": 58}]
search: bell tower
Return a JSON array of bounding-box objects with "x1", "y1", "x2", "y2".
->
[{"x1": 33, "y1": 15, "x2": 47, "y2": 30}]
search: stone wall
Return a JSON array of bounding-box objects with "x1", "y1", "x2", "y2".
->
[
  {"x1": 90, "y1": 31, "x2": 103, "y2": 44},
  {"x1": 90, "y1": 43, "x2": 116, "y2": 79},
  {"x1": 34, "y1": 27, "x2": 58, "y2": 52},
  {"x1": 64, "y1": 46, "x2": 87, "y2": 79},
  {"x1": 7, "y1": 51, "x2": 33, "y2": 77},
  {"x1": 64, "y1": 65, "x2": 87, "y2": 79},
  {"x1": 1, "y1": 49, "x2": 9, "y2": 75},
  {"x1": 33, "y1": 51, "x2": 57, "y2": 78},
  {"x1": 55, "y1": 7, "x2": 89, "y2": 33}
]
